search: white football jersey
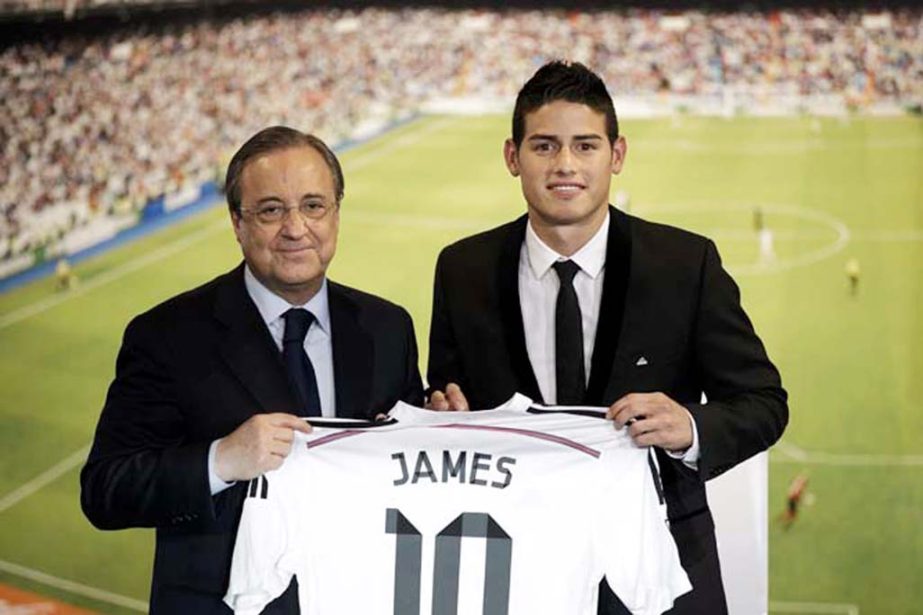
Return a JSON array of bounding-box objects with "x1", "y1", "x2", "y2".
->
[{"x1": 224, "y1": 396, "x2": 690, "y2": 615}]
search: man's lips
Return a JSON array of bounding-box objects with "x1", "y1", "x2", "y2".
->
[
  {"x1": 547, "y1": 182, "x2": 585, "y2": 196},
  {"x1": 275, "y1": 245, "x2": 314, "y2": 255}
]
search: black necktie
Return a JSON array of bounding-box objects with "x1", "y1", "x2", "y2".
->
[
  {"x1": 552, "y1": 260, "x2": 586, "y2": 405},
  {"x1": 282, "y1": 309, "x2": 321, "y2": 417}
]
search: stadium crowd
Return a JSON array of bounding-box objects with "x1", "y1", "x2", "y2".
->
[{"x1": 2, "y1": 7, "x2": 922, "y2": 265}]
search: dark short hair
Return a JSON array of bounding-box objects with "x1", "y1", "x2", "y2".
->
[
  {"x1": 225, "y1": 126, "x2": 344, "y2": 214},
  {"x1": 511, "y1": 61, "x2": 619, "y2": 148}
]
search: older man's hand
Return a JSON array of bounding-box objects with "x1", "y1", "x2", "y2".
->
[{"x1": 214, "y1": 413, "x2": 311, "y2": 482}]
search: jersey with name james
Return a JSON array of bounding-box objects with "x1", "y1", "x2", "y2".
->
[{"x1": 224, "y1": 401, "x2": 690, "y2": 615}]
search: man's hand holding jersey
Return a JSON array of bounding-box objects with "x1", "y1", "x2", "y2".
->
[
  {"x1": 426, "y1": 382, "x2": 470, "y2": 412},
  {"x1": 607, "y1": 392, "x2": 694, "y2": 453},
  {"x1": 215, "y1": 413, "x2": 312, "y2": 482},
  {"x1": 424, "y1": 383, "x2": 695, "y2": 456}
]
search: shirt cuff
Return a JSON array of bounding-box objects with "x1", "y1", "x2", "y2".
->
[
  {"x1": 208, "y1": 439, "x2": 235, "y2": 496},
  {"x1": 665, "y1": 407, "x2": 700, "y2": 470}
]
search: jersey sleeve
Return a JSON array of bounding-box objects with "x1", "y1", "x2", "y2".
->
[
  {"x1": 595, "y1": 448, "x2": 692, "y2": 615},
  {"x1": 223, "y1": 469, "x2": 300, "y2": 615}
]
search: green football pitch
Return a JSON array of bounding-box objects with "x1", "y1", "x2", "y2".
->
[{"x1": 0, "y1": 114, "x2": 921, "y2": 613}]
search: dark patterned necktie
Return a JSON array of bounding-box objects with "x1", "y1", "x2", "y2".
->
[
  {"x1": 552, "y1": 260, "x2": 586, "y2": 405},
  {"x1": 282, "y1": 309, "x2": 321, "y2": 417}
]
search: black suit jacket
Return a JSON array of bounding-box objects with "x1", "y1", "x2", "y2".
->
[
  {"x1": 428, "y1": 207, "x2": 787, "y2": 614},
  {"x1": 81, "y1": 264, "x2": 424, "y2": 613}
]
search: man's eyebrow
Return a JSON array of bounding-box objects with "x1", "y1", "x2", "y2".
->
[
  {"x1": 255, "y1": 196, "x2": 284, "y2": 206},
  {"x1": 254, "y1": 192, "x2": 327, "y2": 205},
  {"x1": 526, "y1": 134, "x2": 604, "y2": 142},
  {"x1": 526, "y1": 133, "x2": 561, "y2": 141}
]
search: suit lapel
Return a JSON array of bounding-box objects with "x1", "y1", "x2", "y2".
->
[
  {"x1": 214, "y1": 264, "x2": 295, "y2": 413},
  {"x1": 498, "y1": 215, "x2": 543, "y2": 403},
  {"x1": 328, "y1": 282, "x2": 373, "y2": 419},
  {"x1": 585, "y1": 206, "x2": 632, "y2": 404}
]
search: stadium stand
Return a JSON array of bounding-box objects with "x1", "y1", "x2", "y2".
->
[
  {"x1": 2, "y1": 6, "x2": 921, "y2": 275},
  {"x1": 0, "y1": 0, "x2": 216, "y2": 18}
]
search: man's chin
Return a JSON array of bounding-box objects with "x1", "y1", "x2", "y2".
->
[
  {"x1": 531, "y1": 199, "x2": 609, "y2": 226},
  {"x1": 532, "y1": 209, "x2": 593, "y2": 228},
  {"x1": 277, "y1": 266, "x2": 324, "y2": 286},
  {"x1": 270, "y1": 258, "x2": 325, "y2": 284},
  {"x1": 273, "y1": 274, "x2": 325, "y2": 303}
]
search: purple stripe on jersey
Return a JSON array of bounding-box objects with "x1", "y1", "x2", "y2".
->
[
  {"x1": 305, "y1": 430, "x2": 366, "y2": 449},
  {"x1": 434, "y1": 424, "x2": 600, "y2": 458},
  {"x1": 305, "y1": 423, "x2": 600, "y2": 458}
]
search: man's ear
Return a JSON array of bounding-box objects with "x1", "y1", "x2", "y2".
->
[
  {"x1": 230, "y1": 210, "x2": 243, "y2": 243},
  {"x1": 610, "y1": 136, "x2": 628, "y2": 175},
  {"x1": 503, "y1": 139, "x2": 520, "y2": 177}
]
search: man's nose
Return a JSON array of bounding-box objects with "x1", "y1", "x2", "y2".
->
[
  {"x1": 279, "y1": 208, "x2": 309, "y2": 237},
  {"x1": 552, "y1": 147, "x2": 577, "y2": 174}
]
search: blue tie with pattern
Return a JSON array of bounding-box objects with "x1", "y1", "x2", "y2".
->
[{"x1": 282, "y1": 308, "x2": 321, "y2": 417}]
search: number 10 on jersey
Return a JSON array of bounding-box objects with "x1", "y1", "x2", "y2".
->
[{"x1": 385, "y1": 508, "x2": 512, "y2": 615}]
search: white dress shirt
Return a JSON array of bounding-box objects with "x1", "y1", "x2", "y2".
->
[
  {"x1": 208, "y1": 266, "x2": 336, "y2": 495},
  {"x1": 518, "y1": 212, "x2": 699, "y2": 467},
  {"x1": 242, "y1": 266, "x2": 336, "y2": 417},
  {"x1": 519, "y1": 215, "x2": 608, "y2": 405}
]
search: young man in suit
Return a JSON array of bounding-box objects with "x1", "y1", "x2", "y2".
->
[
  {"x1": 427, "y1": 61, "x2": 788, "y2": 613},
  {"x1": 81, "y1": 126, "x2": 424, "y2": 613}
]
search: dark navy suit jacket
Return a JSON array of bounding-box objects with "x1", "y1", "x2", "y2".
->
[{"x1": 81, "y1": 264, "x2": 424, "y2": 613}]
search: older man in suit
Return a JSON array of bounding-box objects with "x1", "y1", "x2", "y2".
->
[
  {"x1": 427, "y1": 62, "x2": 788, "y2": 613},
  {"x1": 81, "y1": 126, "x2": 423, "y2": 613}
]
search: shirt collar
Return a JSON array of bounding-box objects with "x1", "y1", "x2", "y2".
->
[
  {"x1": 524, "y1": 211, "x2": 609, "y2": 280},
  {"x1": 244, "y1": 265, "x2": 331, "y2": 335}
]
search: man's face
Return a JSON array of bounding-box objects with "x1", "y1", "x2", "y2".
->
[
  {"x1": 232, "y1": 146, "x2": 339, "y2": 304},
  {"x1": 504, "y1": 100, "x2": 626, "y2": 231}
]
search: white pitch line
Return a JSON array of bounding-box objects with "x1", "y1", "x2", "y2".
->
[
  {"x1": 851, "y1": 229, "x2": 923, "y2": 242},
  {"x1": 641, "y1": 135, "x2": 921, "y2": 154},
  {"x1": 705, "y1": 229, "x2": 839, "y2": 241},
  {"x1": 642, "y1": 202, "x2": 851, "y2": 277},
  {"x1": 665, "y1": 228, "x2": 923, "y2": 243},
  {"x1": 0, "y1": 558, "x2": 147, "y2": 612},
  {"x1": 772, "y1": 441, "x2": 923, "y2": 467},
  {"x1": 770, "y1": 600, "x2": 860, "y2": 615},
  {"x1": 0, "y1": 220, "x2": 228, "y2": 332},
  {"x1": 345, "y1": 210, "x2": 487, "y2": 231},
  {"x1": 0, "y1": 446, "x2": 90, "y2": 514},
  {"x1": 344, "y1": 116, "x2": 458, "y2": 172}
]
